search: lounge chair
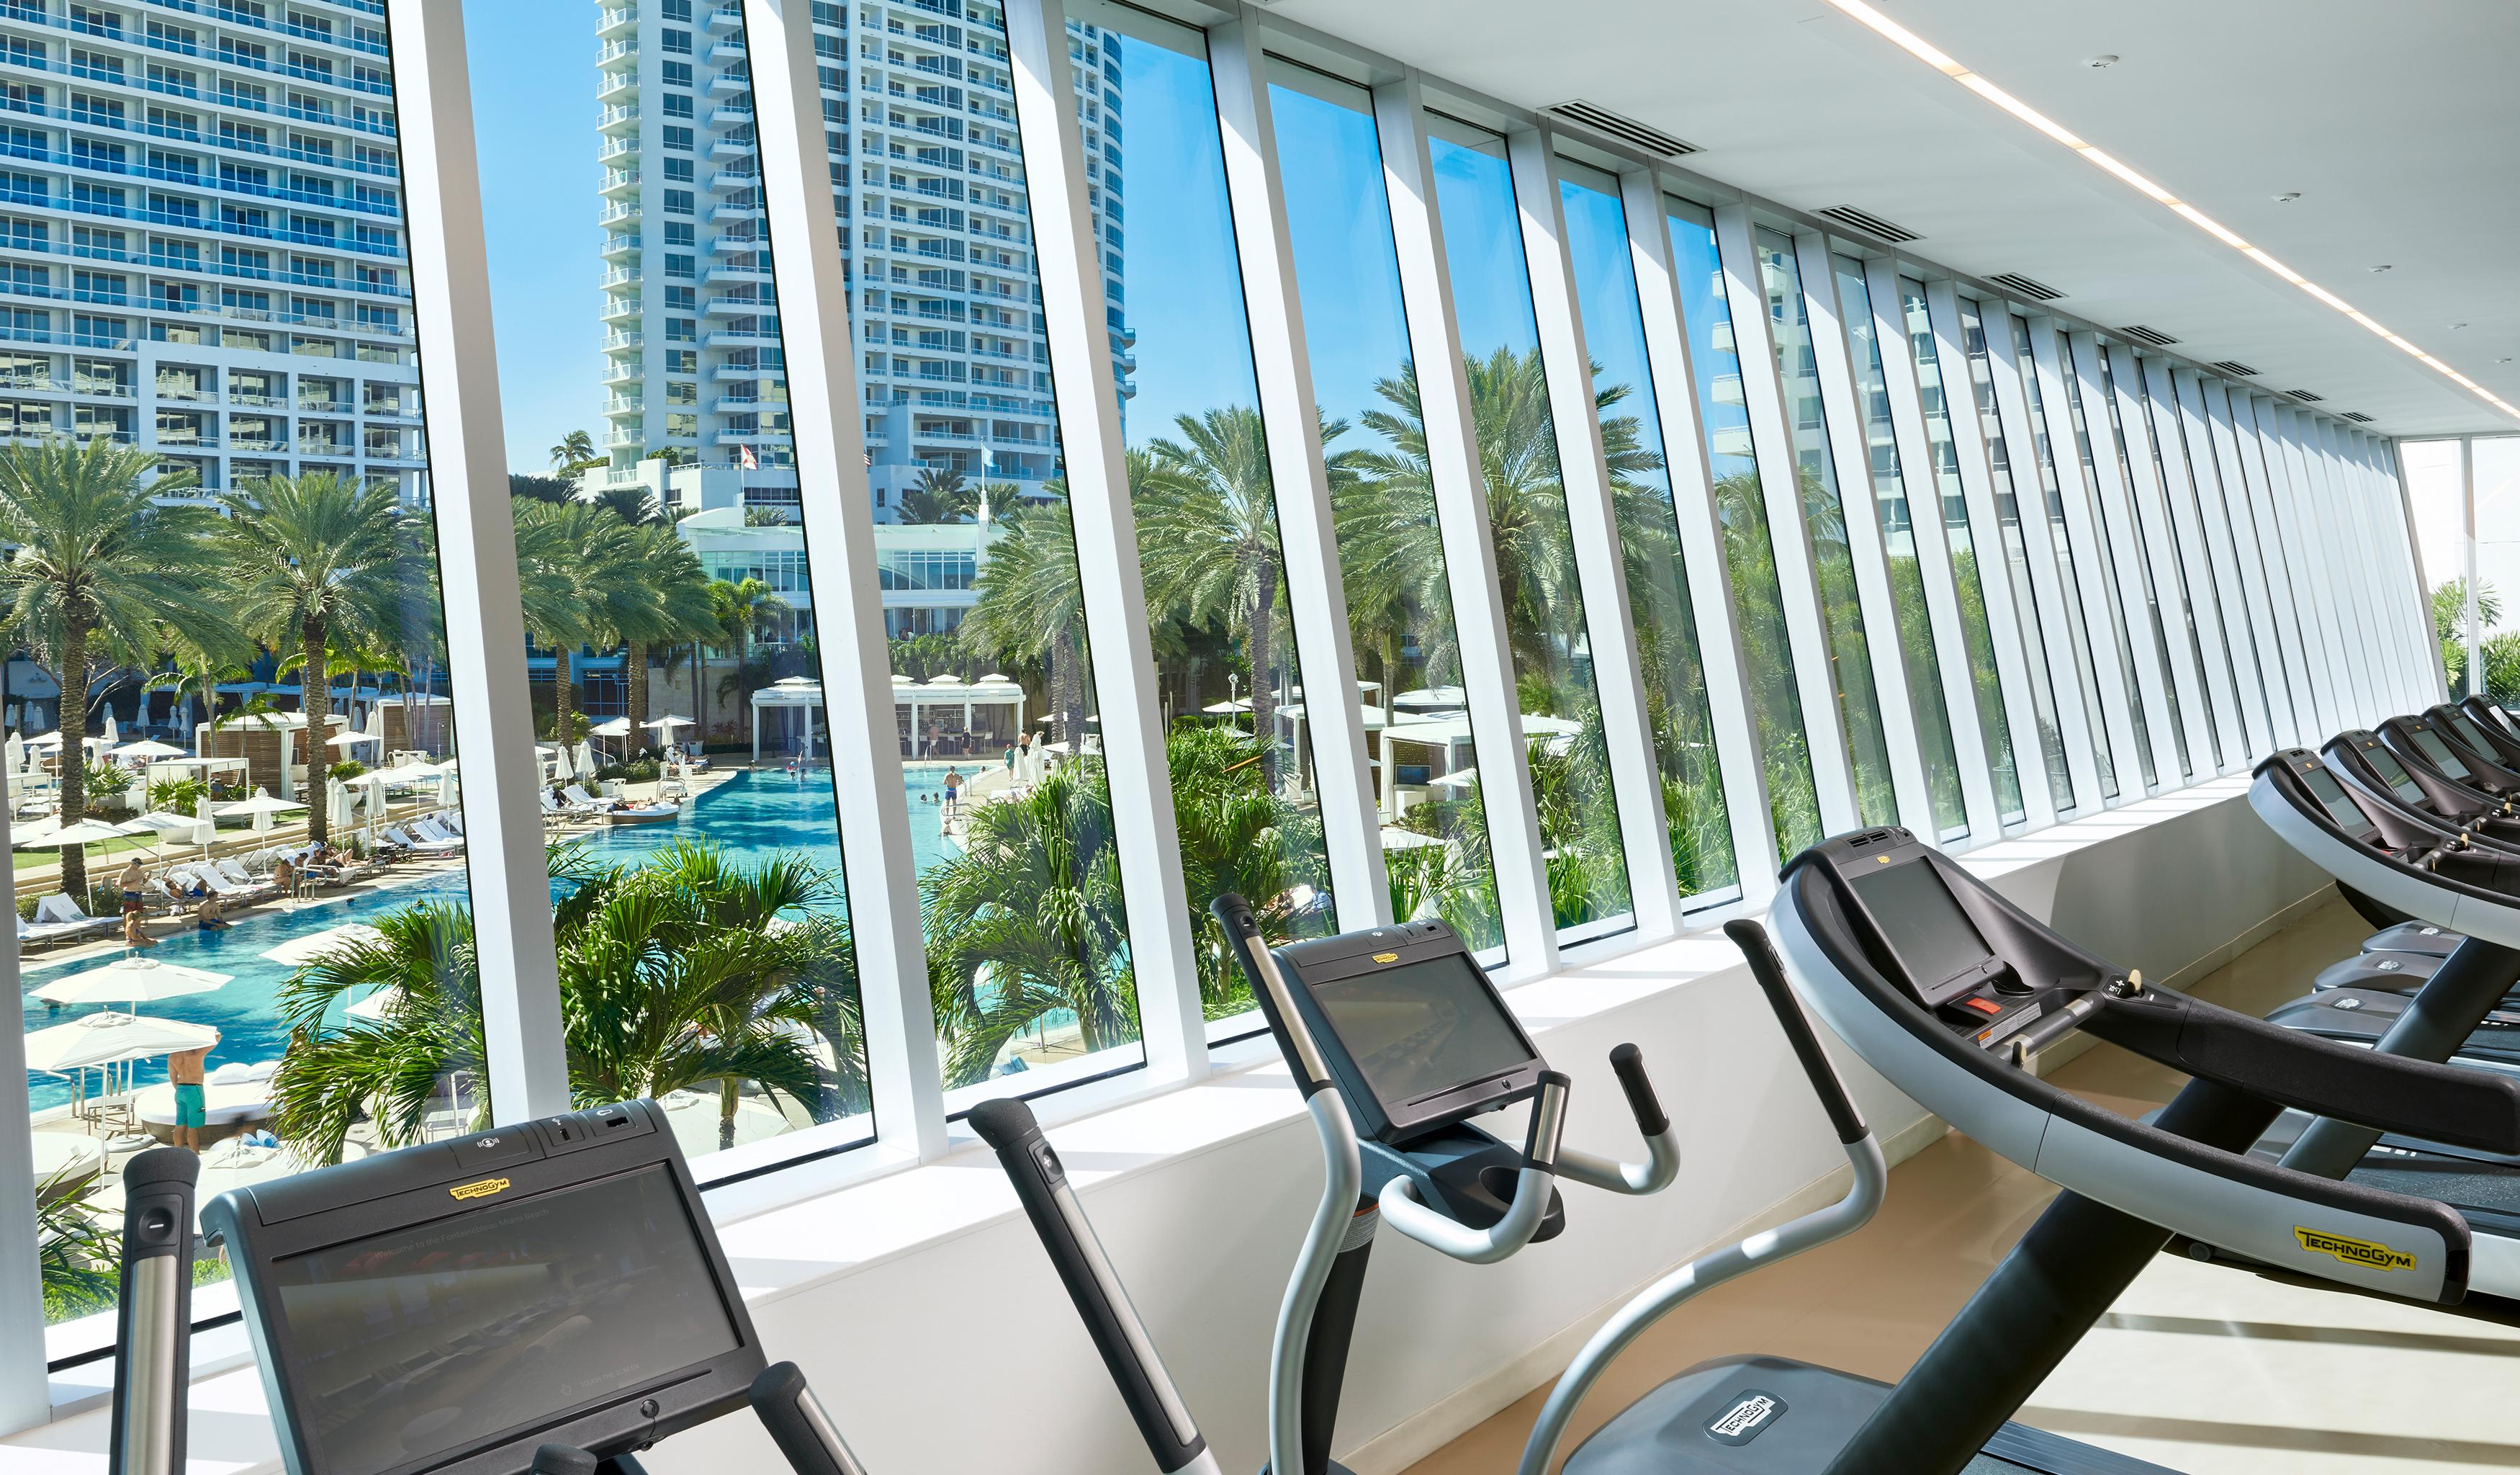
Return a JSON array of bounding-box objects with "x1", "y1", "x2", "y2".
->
[
  {"x1": 217, "y1": 858, "x2": 279, "y2": 895},
  {"x1": 382, "y1": 824, "x2": 462, "y2": 856},
  {"x1": 27, "y1": 892, "x2": 112, "y2": 942},
  {"x1": 561, "y1": 784, "x2": 606, "y2": 814},
  {"x1": 413, "y1": 815, "x2": 464, "y2": 847},
  {"x1": 198, "y1": 864, "x2": 273, "y2": 902}
]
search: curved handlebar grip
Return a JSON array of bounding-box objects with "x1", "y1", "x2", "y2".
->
[
  {"x1": 1212, "y1": 892, "x2": 1336, "y2": 1095},
  {"x1": 1522, "y1": 1072, "x2": 1571, "y2": 1172},
  {"x1": 1725, "y1": 919, "x2": 1869, "y2": 1145},
  {"x1": 749, "y1": 1363, "x2": 870, "y2": 1475},
  {"x1": 530, "y1": 1447, "x2": 599, "y2": 1475},
  {"x1": 1608, "y1": 1044, "x2": 1668, "y2": 1136},
  {"x1": 1381, "y1": 1076, "x2": 1567, "y2": 1265},
  {"x1": 967, "y1": 1098, "x2": 1209, "y2": 1471}
]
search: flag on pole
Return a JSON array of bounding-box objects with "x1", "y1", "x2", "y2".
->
[{"x1": 738, "y1": 443, "x2": 758, "y2": 471}]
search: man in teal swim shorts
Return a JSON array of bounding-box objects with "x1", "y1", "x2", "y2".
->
[{"x1": 168, "y1": 1039, "x2": 215, "y2": 1149}]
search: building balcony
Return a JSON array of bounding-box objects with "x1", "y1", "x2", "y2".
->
[
  {"x1": 598, "y1": 4, "x2": 641, "y2": 37},
  {"x1": 603, "y1": 266, "x2": 643, "y2": 288},
  {"x1": 603, "y1": 361, "x2": 644, "y2": 385},
  {"x1": 229, "y1": 436, "x2": 285, "y2": 453},
  {"x1": 711, "y1": 362, "x2": 764, "y2": 382},
  {"x1": 597, "y1": 69, "x2": 638, "y2": 102},
  {"x1": 607, "y1": 395, "x2": 645, "y2": 415},
  {"x1": 603, "y1": 429, "x2": 647, "y2": 449},
  {"x1": 600, "y1": 103, "x2": 642, "y2": 133},
  {"x1": 599, "y1": 135, "x2": 639, "y2": 163},
  {"x1": 707, "y1": 70, "x2": 750, "y2": 96},
  {"x1": 706, "y1": 2, "x2": 744, "y2": 29},
  {"x1": 599, "y1": 199, "x2": 643, "y2": 225},
  {"x1": 710, "y1": 170, "x2": 762, "y2": 192},
  {"x1": 601, "y1": 169, "x2": 642, "y2": 197},
  {"x1": 707, "y1": 40, "x2": 746, "y2": 66},
  {"x1": 706, "y1": 294, "x2": 770, "y2": 316},
  {"x1": 600, "y1": 297, "x2": 644, "y2": 323},
  {"x1": 598, "y1": 38, "x2": 639, "y2": 64},
  {"x1": 706, "y1": 328, "x2": 778, "y2": 348},
  {"x1": 710, "y1": 135, "x2": 757, "y2": 160},
  {"x1": 709, "y1": 102, "x2": 754, "y2": 127},
  {"x1": 711, "y1": 201, "x2": 765, "y2": 224},
  {"x1": 703, "y1": 262, "x2": 770, "y2": 285},
  {"x1": 603, "y1": 330, "x2": 646, "y2": 351},
  {"x1": 603, "y1": 234, "x2": 642, "y2": 262}
]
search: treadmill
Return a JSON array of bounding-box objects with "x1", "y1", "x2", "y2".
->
[{"x1": 2251, "y1": 749, "x2": 2520, "y2": 1260}]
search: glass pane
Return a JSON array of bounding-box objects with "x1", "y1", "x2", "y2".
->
[
  {"x1": 1755, "y1": 229, "x2": 1892, "y2": 826},
  {"x1": 466, "y1": 3, "x2": 894, "y2": 1155},
  {"x1": 1425, "y1": 118, "x2": 1629, "y2": 941},
  {"x1": 1958, "y1": 300, "x2": 2069, "y2": 812},
  {"x1": 2401, "y1": 439, "x2": 2472, "y2": 699},
  {"x1": 8, "y1": 14, "x2": 481, "y2": 1352},
  {"x1": 1835, "y1": 258, "x2": 1964, "y2": 836},
  {"x1": 2475, "y1": 438, "x2": 2520, "y2": 702},
  {"x1": 2096, "y1": 344, "x2": 2195, "y2": 777},
  {"x1": 2012, "y1": 315, "x2": 2118, "y2": 799},
  {"x1": 2059, "y1": 331, "x2": 2156, "y2": 788},
  {"x1": 2171, "y1": 375, "x2": 2269, "y2": 749},
  {"x1": 1557, "y1": 164, "x2": 1734, "y2": 897},
  {"x1": 2128, "y1": 352, "x2": 2222, "y2": 766},
  {"x1": 1903, "y1": 282, "x2": 2020, "y2": 822},
  {"x1": 1080, "y1": 4, "x2": 1333, "y2": 1027},
  {"x1": 1269, "y1": 64, "x2": 1503, "y2": 953},
  {"x1": 1668, "y1": 199, "x2": 1819, "y2": 853}
]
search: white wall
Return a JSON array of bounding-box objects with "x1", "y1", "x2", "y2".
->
[{"x1": 650, "y1": 780, "x2": 2333, "y2": 1475}]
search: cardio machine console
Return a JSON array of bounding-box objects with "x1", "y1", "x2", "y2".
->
[
  {"x1": 202, "y1": 1100, "x2": 765, "y2": 1475},
  {"x1": 1269, "y1": 918, "x2": 1547, "y2": 1147},
  {"x1": 1822, "y1": 828, "x2": 2103, "y2": 1056}
]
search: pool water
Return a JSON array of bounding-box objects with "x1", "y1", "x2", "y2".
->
[{"x1": 22, "y1": 768, "x2": 971, "y2": 1113}]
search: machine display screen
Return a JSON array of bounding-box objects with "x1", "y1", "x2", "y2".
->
[
  {"x1": 1848, "y1": 858, "x2": 2000, "y2": 1005},
  {"x1": 2453, "y1": 713, "x2": 2502, "y2": 761},
  {"x1": 2302, "y1": 766, "x2": 2373, "y2": 834},
  {"x1": 1310, "y1": 954, "x2": 1534, "y2": 1108},
  {"x1": 269, "y1": 1165, "x2": 741, "y2": 1475},
  {"x1": 2365, "y1": 747, "x2": 2430, "y2": 807},
  {"x1": 2413, "y1": 727, "x2": 2473, "y2": 779}
]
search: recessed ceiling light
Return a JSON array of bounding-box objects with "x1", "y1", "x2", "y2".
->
[
  {"x1": 2369, "y1": 264, "x2": 2393, "y2": 273},
  {"x1": 2084, "y1": 54, "x2": 2119, "y2": 68},
  {"x1": 1818, "y1": 0, "x2": 2520, "y2": 425},
  {"x1": 2453, "y1": 323, "x2": 2471, "y2": 330}
]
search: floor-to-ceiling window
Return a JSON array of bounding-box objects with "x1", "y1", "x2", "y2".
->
[
  {"x1": 1834, "y1": 256, "x2": 1965, "y2": 837},
  {"x1": 1425, "y1": 117, "x2": 1632, "y2": 941},
  {"x1": 1904, "y1": 280, "x2": 2021, "y2": 822},
  {"x1": 1668, "y1": 199, "x2": 1821, "y2": 853},
  {"x1": 1958, "y1": 299, "x2": 2070, "y2": 812},
  {"x1": 1758, "y1": 230, "x2": 1894, "y2": 826},
  {"x1": 2059, "y1": 331, "x2": 2158, "y2": 787},
  {"x1": 14, "y1": 1, "x2": 482, "y2": 1353},
  {"x1": 2014, "y1": 315, "x2": 2120, "y2": 799},
  {"x1": 1081, "y1": 4, "x2": 1335, "y2": 1024},
  {"x1": 2128, "y1": 353, "x2": 2226, "y2": 766},
  {"x1": 1269, "y1": 63, "x2": 1505, "y2": 952},
  {"x1": 1556, "y1": 162, "x2": 1734, "y2": 898}
]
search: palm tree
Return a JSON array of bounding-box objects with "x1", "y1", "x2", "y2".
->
[
  {"x1": 0, "y1": 439, "x2": 225, "y2": 896},
  {"x1": 549, "y1": 429, "x2": 597, "y2": 471},
  {"x1": 217, "y1": 472, "x2": 405, "y2": 846},
  {"x1": 703, "y1": 575, "x2": 788, "y2": 748},
  {"x1": 513, "y1": 498, "x2": 649, "y2": 745},
  {"x1": 1135, "y1": 405, "x2": 1299, "y2": 786},
  {"x1": 899, "y1": 465, "x2": 976, "y2": 524},
  {"x1": 1163, "y1": 723, "x2": 1330, "y2": 1015},
  {"x1": 619, "y1": 521, "x2": 714, "y2": 735},
  {"x1": 960, "y1": 493, "x2": 1089, "y2": 748},
  {"x1": 271, "y1": 843, "x2": 866, "y2": 1161},
  {"x1": 923, "y1": 758, "x2": 1130, "y2": 1085}
]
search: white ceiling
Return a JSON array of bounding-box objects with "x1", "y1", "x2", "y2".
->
[{"x1": 1256, "y1": 0, "x2": 2520, "y2": 439}]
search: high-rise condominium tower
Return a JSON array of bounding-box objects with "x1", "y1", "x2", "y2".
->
[
  {"x1": 594, "y1": 0, "x2": 1125, "y2": 525},
  {"x1": 0, "y1": 0, "x2": 423, "y2": 503}
]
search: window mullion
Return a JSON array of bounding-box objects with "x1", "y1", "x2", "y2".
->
[
  {"x1": 1925, "y1": 280, "x2": 2052, "y2": 828},
  {"x1": 1002, "y1": 0, "x2": 1207, "y2": 1075},
  {"x1": 0, "y1": 828, "x2": 37, "y2": 1432},
  {"x1": 1369, "y1": 75, "x2": 1555, "y2": 975},
  {"x1": 1984, "y1": 310, "x2": 2102, "y2": 812},
  {"x1": 387, "y1": 0, "x2": 569, "y2": 1118},
  {"x1": 745, "y1": 0, "x2": 945, "y2": 1159},
  {"x1": 1506, "y1": 125, "x2": 1675, "y2": 936},
  {"x1": 1621, "y1": 171, "x2": 1778, "y2": 903},
  {"x1": 2026, "y1": 318, "x2": 2142, "y2": 802},
  {"x1": 2374, "y1": 435, "x2": 2443, "y2": 706},
  {"x1": 1872, "y1": 256, "x2": 1997, "y2": 836},
  {"x1": 1798, "y1": 231, "x2": 1932, "y2": 838},
  {"x1": 1205, "y1": 16, "x2": 1389, "y2": 925}
]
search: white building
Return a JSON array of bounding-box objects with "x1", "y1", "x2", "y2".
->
[
  {"x1": 0, "y1": 0, "x2": 424, "y2": 501},
  {"x1": 591, "y1": 0, "x2": 1128, "y2": 523}
]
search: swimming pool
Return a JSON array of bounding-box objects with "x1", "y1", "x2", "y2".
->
[{"x1": 21, "y1": 767, "x2": 971, "y2": 1113}]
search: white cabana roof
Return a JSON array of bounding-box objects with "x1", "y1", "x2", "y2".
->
[{"x1": 755, "y1": 679, "x2": 1029, "y2": 709}]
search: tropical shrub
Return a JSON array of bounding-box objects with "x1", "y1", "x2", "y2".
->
[
  {"x1": 326, "y1": 759, "x2": 366, "y2": 782},
  {"x1": 147, "y1": 775, "x2": 207, "y2": 814},
  {"x1": 81, "y1": 760, "x2": 135, "y2": 814}
]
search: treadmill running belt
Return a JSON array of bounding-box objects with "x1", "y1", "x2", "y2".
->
[{"x1": 2348, "y1": 1155, "x2": 2520, "y2": 1214}]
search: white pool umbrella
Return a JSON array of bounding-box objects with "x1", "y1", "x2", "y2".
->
[
  {"x1": 641, "y1": 714, "x2": 694, "y2": 733},
  {"x1": 216, "y1": 788, "x2": 305, "y2": 834},
  {"x1": 590, "y1": 717, "x2": 633, "y2": 738},
  {"x1": 552, "y1": 743, "x2": 575, "y2": 782},
  {"x1": 15, "y1": 817, "x2": 130, "y2": 851},
  {"x1": 32, "y1": 956, "x2": 230, "y2": 1010},
  {"x1": 21, "y1": 1012, "x2": 219, "y2": 1074},
  {"x1": 326, "y1": 730, "x2": 381, "y2": 750},
  {"x1": 573, "y1": 740, "x2": 596, "y2": 776},
  {"x1": 23, "y1": 730, "x2": 62, "y2": 749},
  {"x1": 113, "y1": 739, "x2": 186, "y2": 761},
  {"x1": 345, "y1": 982, "x2": 405, "y2": 1021},
  {"x1": 261, "y1": 922, "x2": 387, "y2": 969},
  {"x1": 326, "y1": 777, "x2": 355, "y2": 835},
  {"x1": 1378, "y1": 825, "x2": 1446, "y2": 851},
  {"x1": 101, "y1": 714, "x2": 117, "y2": 747},
  {"x1": 5, "y1": 733, "x2": 21, "y2": 774},
  {"x1": 1427, "y1": 767, "x2": 1480, "y2": 789}
]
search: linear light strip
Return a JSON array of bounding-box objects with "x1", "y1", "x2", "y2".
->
[{"x1": 1824, "y1": 0, "x2": 2520, "y2": 425}]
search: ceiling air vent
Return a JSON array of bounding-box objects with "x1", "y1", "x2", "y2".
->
[
  {"x1": 1544, "y1": 100, "x2": 1698, "y2": 159},
  {"x1": 2208, "y1": 359, "x2": 2260, "y2": 377},
  {"x1": 1814, "y1": 205, "x2": 1920, "y2": 244},
  {"x1": 2118, "y1": 324, "x2": 2179, "y2": 347},
  {"x1": 1986, "y1": 272, "x2": 2064, "y2": 302},
  {"x1": 2285, "y1": 387, "x2": 2325, "y2": 402},
  {"x1": 2341, "y1": 411, "x2": 2375, "y2": 423}
]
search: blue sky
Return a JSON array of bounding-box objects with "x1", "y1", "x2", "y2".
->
[{"x1": 464, "y1": 4, "x2": 608, "y2": 475}]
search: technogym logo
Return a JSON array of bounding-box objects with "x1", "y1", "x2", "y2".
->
[
  {"x1": 2294, "y1": 1227, "x2": 2416, "y2": 1272},
  {"x1": 450, "y1": 1178, "x2": 512, "y2": 1201},
  {"x1": 1706, "y1": 1391, "x2": 1787, "y2": 1445}
]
